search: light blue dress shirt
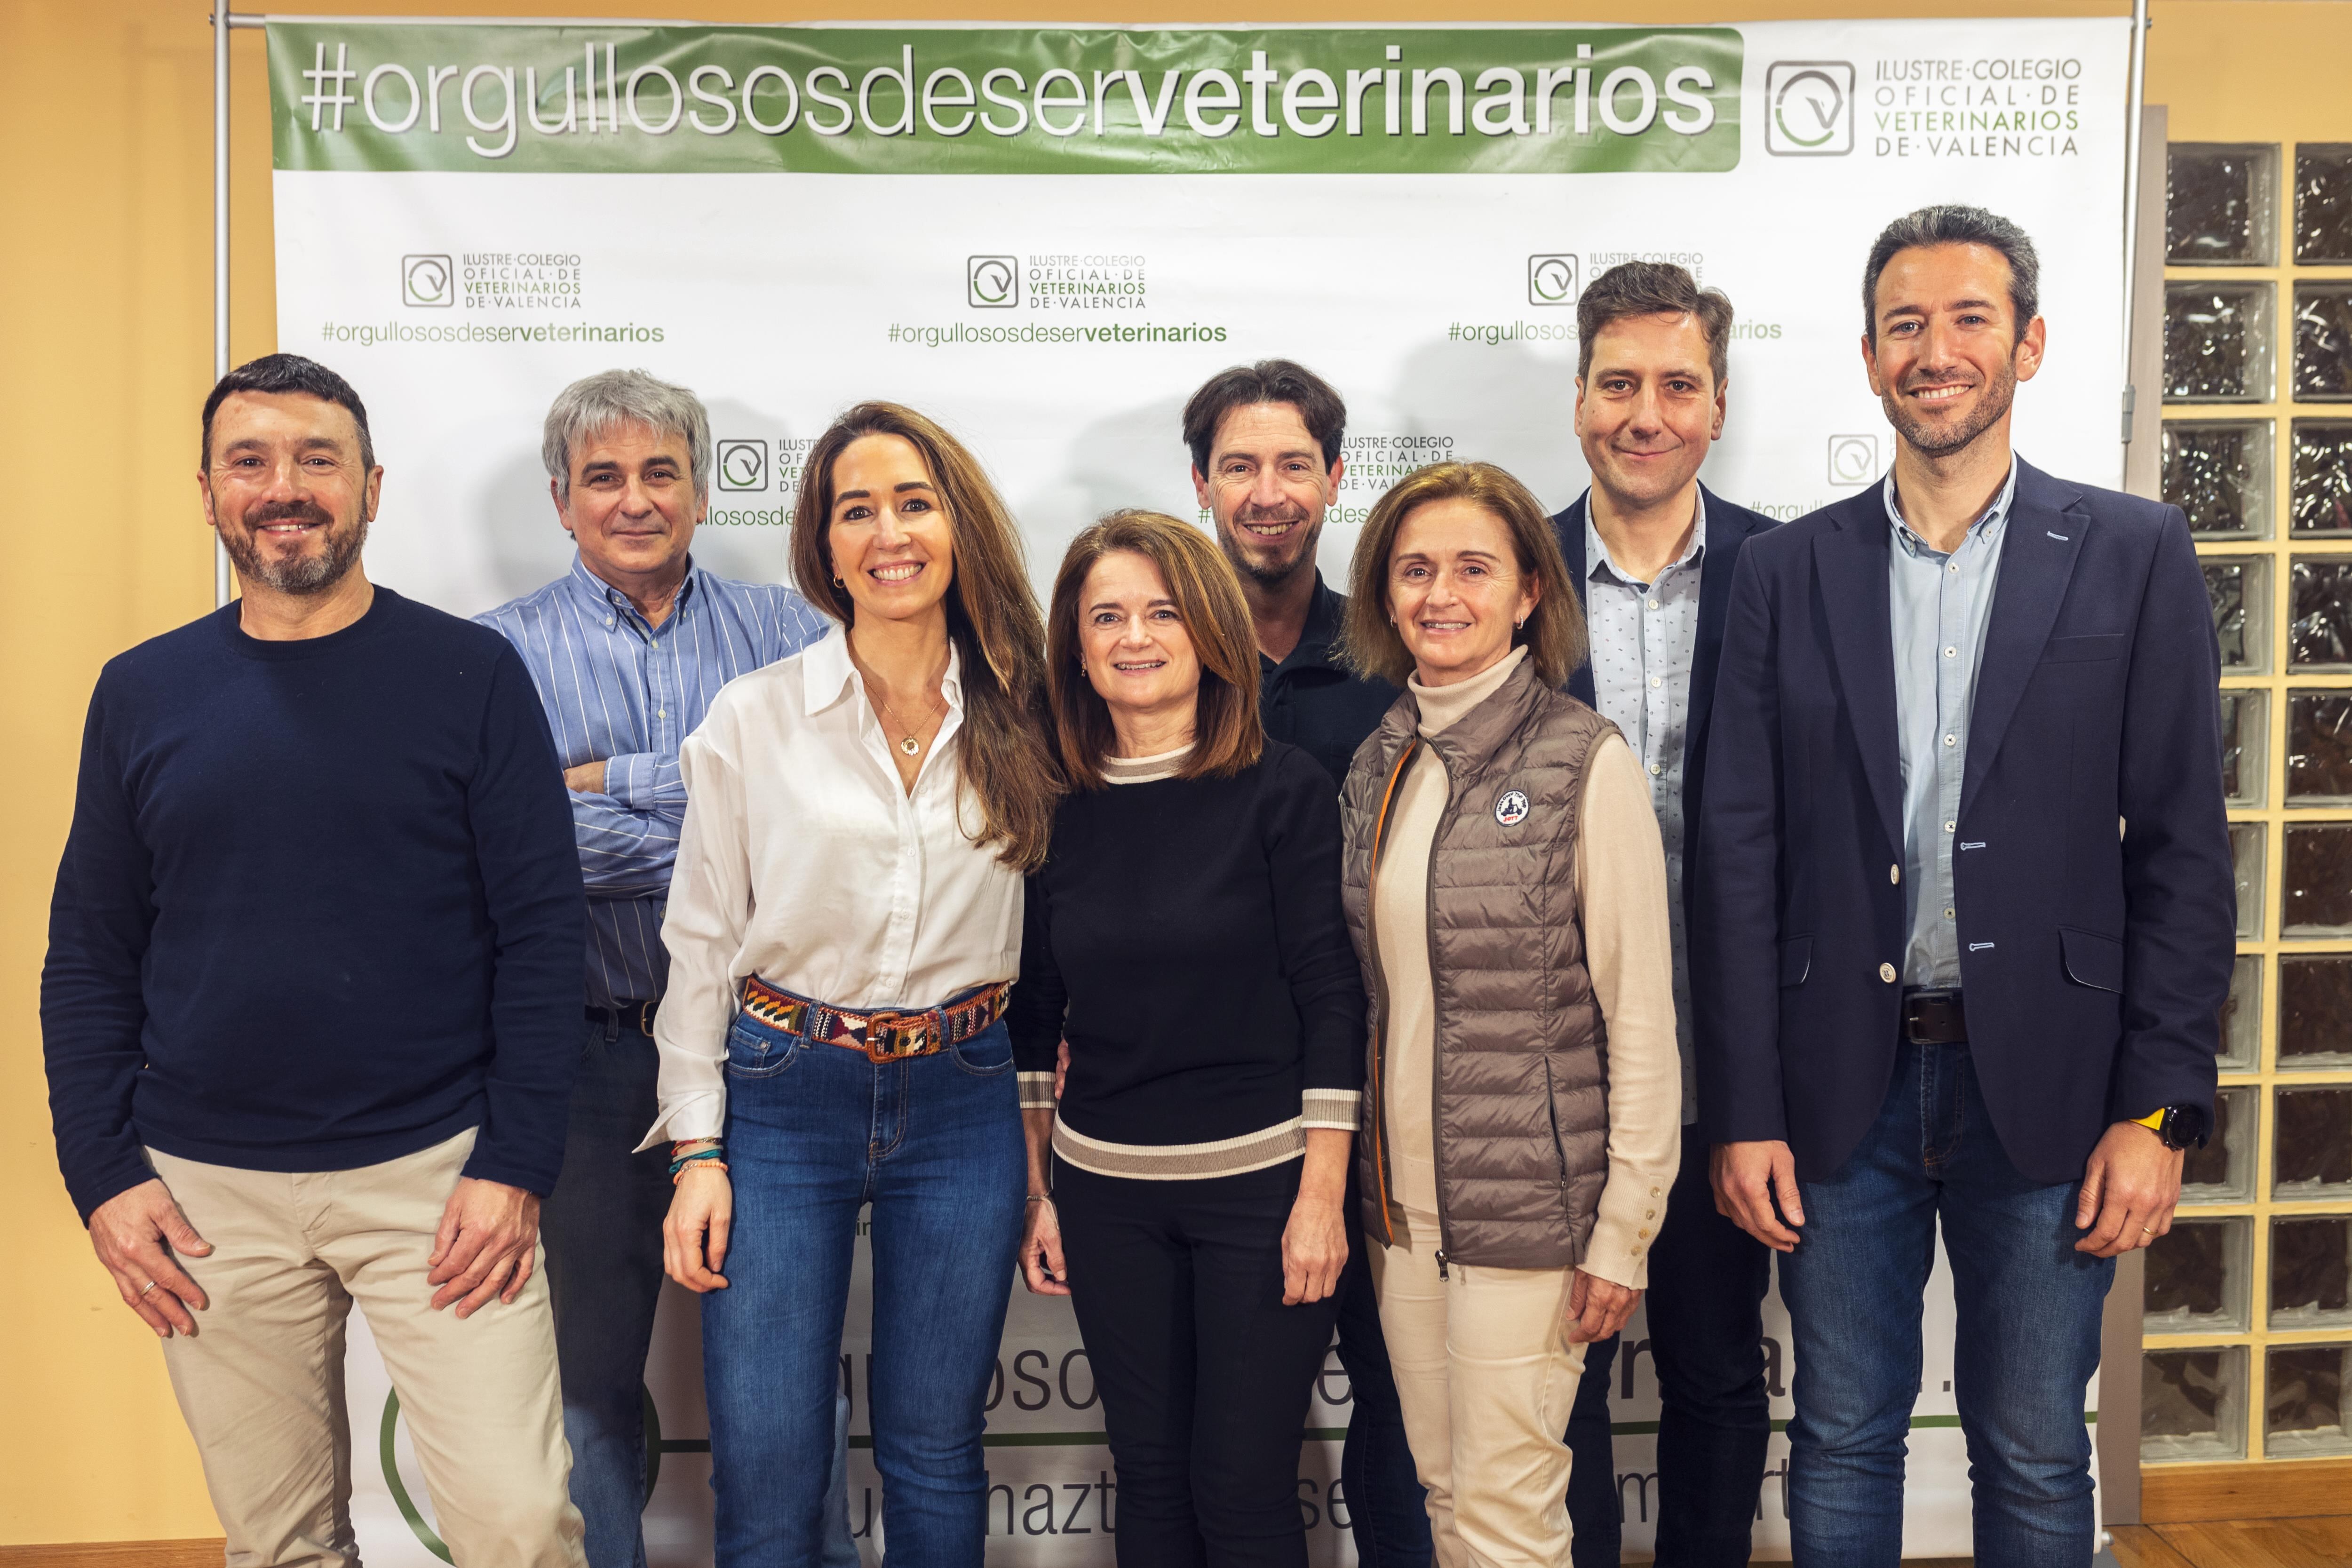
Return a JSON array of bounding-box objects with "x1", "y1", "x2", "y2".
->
[
  {"x1": 1583, "y1": 491, "x2": 1706, "y2": 1121},
  {"x1": 1885, "y1": 460, "x2": 2018, "y2": 988},
  {"x1": 477, "y1": 554, "x2": 829, "y2": 1007}
]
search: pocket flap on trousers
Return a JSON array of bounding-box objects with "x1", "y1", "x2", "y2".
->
[
  {"x1": 1779, "y1": 936, "x2": 1812, "y2": 987},
  {"x1": 2060, "y1": 926, "x2": 2125, "y2": 993}
]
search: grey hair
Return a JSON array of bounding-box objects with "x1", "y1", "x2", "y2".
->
[
  {"x1": 1861, "y1": 205, "x2": 2041, "y2": 341},
  {"x1": 541, "y1": 368, "x2": 712, "y2": 501}
]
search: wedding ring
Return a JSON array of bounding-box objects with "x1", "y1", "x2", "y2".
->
[{"x1": 138, "y1": 1281, "x2": 157, "y2": 1296}]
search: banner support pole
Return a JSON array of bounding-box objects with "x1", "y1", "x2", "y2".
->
[
  {"x1": 2119, "y1": 0, "x2": 2151, "y2": 447},
  {"x1": 213, "y1": 4, "x2": 232, "y2": 607}
]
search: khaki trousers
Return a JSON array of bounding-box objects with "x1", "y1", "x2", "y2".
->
[
  {"x1": 148, "y1": 1130, "x2": 586, "y2": 1568},
  {"x1": 1368, "y1": 1205, "x2": 1588, "y2": 1568}
]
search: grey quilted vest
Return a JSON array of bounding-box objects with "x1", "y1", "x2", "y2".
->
[{"x1": 1340, "y1": 658, "x2": 1621, "y2": 1271}]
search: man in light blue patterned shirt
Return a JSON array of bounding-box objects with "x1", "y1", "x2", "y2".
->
[{"x1": 477, "y1": 371, "x2": 838, "y2": 1568}]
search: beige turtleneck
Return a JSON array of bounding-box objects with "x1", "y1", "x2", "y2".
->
[{"x1": 1370, "y1": 645, "x2": 1683, "y2": 1290}]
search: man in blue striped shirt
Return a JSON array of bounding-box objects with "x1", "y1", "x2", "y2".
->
[{"x1": 478, "y1": 371, "x2": 834, "y2": 1568}]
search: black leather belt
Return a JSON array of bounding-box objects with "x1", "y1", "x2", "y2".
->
[
  {"x1": 587, "y1": 999, "x2": 658, "y2": 1036},
  {"x1": 1902, "y1": 988, "x2": 1967, "y2": 1045}
]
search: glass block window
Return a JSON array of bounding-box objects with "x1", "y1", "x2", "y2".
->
[
  {"x1": 2276, "y1": 1088, "x2": 2352, "y2": 1197},
  {"x1": 2225, "y1": 689, "x2": 2269, "y2": 808},
  {"x1": 2282, "y1": 955, "x2": 2352, "y2": 1068},
  {"x1": 2167, "y1": 421, "x2": 2274, "y2": 537},
  {"x1": 2167, "y1": 282, "x2": 2276, "y2": 402},
  {"x1": 2169, "y1": 144, "x2": 2278, "y2": 265},
  {"x1": 2267, "y1": 1344, "x2": 2352, "y2": 1457},
  {"x1": 2290, "y1": 557, "x2": 2352, "y2": 668},
  {"x1": 2145, "y1": 1347, "x2": 2248, "y2": 1461},
  {"x1": 2209, "y1": 555, "x2": 2272, "y2": 672},
  {"x1": 2283, "y1": 824, "x2": 2352, "y2": 936},
  {"x1": 2150, "y1": 1217, "x2": 2252, "y2": 1332},
  {"x1": 2297, "y1": 144, "x2": 2352, "y2": 264},
  {"x1": 2161, "y1": 134, "x2": 2352, "y2": 1470},
  {"x1": 2221, "y1": 956, "x2": 2263, "y2": 1070},
  {"x1": 2291, "y1": 421, "x2": 2352, "y2": 535},
  {"x1": 2294, "y1": 283, "x2": 2352, "y2": 402},
  {"x1": 2235, "y1": 822, "x2": 2269, "y2": 938},
  {"x1": 2185, "y1": 1085, "x2": 2257, "y2": 1200},
  {"x1": 2288, "y1": 689, "x2": 2352, "y2": 802}
]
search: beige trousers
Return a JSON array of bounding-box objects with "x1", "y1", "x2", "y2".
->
[
  {"x1": 147, "y1": 1130, "x2": 586, "y2": 1568},
  {"x1": 1368, "y1": 1205, "x2": 1588, "y2": 1568}
]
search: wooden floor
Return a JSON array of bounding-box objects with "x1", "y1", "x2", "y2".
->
[{"x1": 6, "y1": 1524, "x2": 2351, "y2": 1566}]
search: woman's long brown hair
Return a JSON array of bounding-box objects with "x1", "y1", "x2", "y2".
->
[{"x1": 789, "y1": 402, "x2": 1062, "y2": 870}]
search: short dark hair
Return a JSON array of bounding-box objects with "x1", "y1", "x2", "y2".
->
[
  {"x1": 1576, "y1": 262, "x2": 1735, "y2": 387},
  {"x1": 201, "y1": 353, "x2": 376, "y2": 471},
  {"x1": 1181, "y1": 359, "x2": 1346, "y2": 477},
  {"x1": 1861, "y1": 205, "x2": 2041, "y2": 342}
]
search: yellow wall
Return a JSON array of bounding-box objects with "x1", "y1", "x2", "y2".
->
[{"x1": 6, "y1": 0, "x2": 2348, "y2": 1544}]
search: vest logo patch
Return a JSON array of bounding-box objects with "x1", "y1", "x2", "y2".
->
[{"x1": 1494, "y1": 789, "x2": 1531, "y2": 826}]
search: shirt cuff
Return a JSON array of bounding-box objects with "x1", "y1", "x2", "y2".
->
[
  {"x1": 1301, "y1": 1088, "x2": 1361, "y2": 1132},
  {"x1": 1018, "y1": 1072, "x2": 1057, "y2": 1112},
  {"x1": 635, "y1": 1088, "x2": 724, "y2": 1152},
  {"x1": 1580, "y1": 1148, "x2": 1680, "y2": 1291},
  {"x1": 606, "y1": 753, "x2": 658, "y2": 811}
]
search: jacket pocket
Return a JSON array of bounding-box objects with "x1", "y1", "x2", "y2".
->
[
  {"x1": 1542, "y1": 1058, "x2": 1570, "y2": 1184},
  {"x1": 2059, "y1": 926, "x2": 2125, "y2": 993},
  {"x1": 2043, "y1": 633, "x2": 2126, "y2": 663},
  {"x1": 1779, "y1": 936, "x2": 1813, "y2": 987}
]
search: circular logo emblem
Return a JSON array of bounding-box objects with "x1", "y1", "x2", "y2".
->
[
  {"x1": 1771, "y1": 68, "x2": 1845, "y2": 150},
  {"x1": 969, "y1": 258, "x2": 1015, "y2": 306},
  {"x1": 1529, "y1": 257, "x2": 1576, "y2": 304},
  {"x1": 1494, "y1": 789, "x2": 1531, "y2": 827}
]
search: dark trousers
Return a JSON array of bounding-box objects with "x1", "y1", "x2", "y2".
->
[
  {"x1": 1565, "y1": 1134, "x2": 1774, "y2": 1567},
  {"x1": 1334, "y1": 1225, "x2": 1435, "y2": 1568},
  {"x1": 1055, "y1": 1156, "x2": 1345, "y2": 1568}
]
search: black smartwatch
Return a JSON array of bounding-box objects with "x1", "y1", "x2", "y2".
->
[{"x1": 2134, "y1": 1104, "x2": 2210, "y2": 1152}]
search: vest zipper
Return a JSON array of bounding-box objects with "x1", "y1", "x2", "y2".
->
[
  {"x1": 1363, "y1": 741, "x2": 1419, "y2": 1251},
  {"x1": 1435, "y1": 1250, "x2": 1450, "y2": 1280},
  {"x1": 1426, "y1": 745, "x2": 1459, "y2": 1272}
]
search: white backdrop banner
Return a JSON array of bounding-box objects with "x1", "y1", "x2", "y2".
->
[{"x1": 267, "y1": 15, "x2": 2129, "y2": 1563}]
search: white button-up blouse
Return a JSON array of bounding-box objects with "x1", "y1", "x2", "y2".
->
[{"x1": 637, "y1": 625, "x2": 1024, "y2": 1148}]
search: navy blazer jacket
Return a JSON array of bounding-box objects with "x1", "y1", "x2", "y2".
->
[
  {"x1": 1550, "y1": 484, "x2": 1779, "y2": 913},
  {"x1": 1692, "y1": 459, "x2": 2233, "y2": 1185}
]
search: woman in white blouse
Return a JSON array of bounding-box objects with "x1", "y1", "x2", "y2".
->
[{"x1": 648, "y1": 402, "x2": 1060, "y2": 1567}]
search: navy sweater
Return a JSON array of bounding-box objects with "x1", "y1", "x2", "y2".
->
[
  {"x1": 1009, "y1": 742, "x2": 1365, "y2": 1146},
  {"x1": 42, "y1": 589, "x2": 585, "y2": 1221}
]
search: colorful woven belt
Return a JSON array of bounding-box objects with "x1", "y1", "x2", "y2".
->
[{"x1": 740, "y1": 976, "x2": 1011, "y2": 1063}]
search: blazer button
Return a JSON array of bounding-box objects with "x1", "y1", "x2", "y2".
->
[
  {"x1": 1879, "y1": 962, "x2": 1898, "y2": 983},
  {"x1": 1890, "y1": 864, "x2": 1901, "y2": 884}
]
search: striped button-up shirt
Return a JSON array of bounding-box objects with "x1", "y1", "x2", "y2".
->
[
  {"x1": 1583, "y1": 493, "x2": 1706, "y2": 1121},
  {"x1": 477, "y1": 555, "x2": 829, "y2": 1007},
  {"x1": 1886, "y1": 460, "x2": 2018, "y2": 988}
]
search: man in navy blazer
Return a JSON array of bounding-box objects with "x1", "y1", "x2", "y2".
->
[
  {"x1": 1697, "y1": 207, "x2": 2233, "y2": 1566},
  {"x1": 1545, "y1": 261, "x2": 1779, "y2": 1568}
]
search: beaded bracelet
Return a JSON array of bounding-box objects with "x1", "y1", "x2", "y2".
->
[{"x1": 670, "y1": 1138, "x2": 727, "y2": 1182}]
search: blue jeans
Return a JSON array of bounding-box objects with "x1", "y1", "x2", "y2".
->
[
  {"x1": 542, "y1": 1014, "x2": 858, "y2": 1568},
  {"x1": 704, "y1": 1010, "x2": 1025, "y2": 1568},
  {"x1": 1779, "y1": 1042, "x2": 2113, "y2": 1568},
  {"x1": 1565, "y1": 1134, "x2": 1773, "y2": 1567}
]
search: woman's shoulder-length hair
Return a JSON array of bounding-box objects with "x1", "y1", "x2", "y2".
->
[
  {"x1": 1337, "y1": 460, "x2": 1586, "y2": 690},
  {"x1": 1045, "y1": 509, "x2": 1264, "y2": 788}
]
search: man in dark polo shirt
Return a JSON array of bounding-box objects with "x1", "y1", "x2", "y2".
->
[{"x1": 1182, "y1": 360, "x2": 1423, "y2": 1567}]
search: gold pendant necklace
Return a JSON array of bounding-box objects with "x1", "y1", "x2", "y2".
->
[{"x1": 856, "y1": 658, "x2": 944, "y2": 761}]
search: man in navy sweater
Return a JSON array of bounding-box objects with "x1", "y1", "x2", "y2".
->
[{"x1": 41, "y1": 355, "x2": 589, "y2": 1568}]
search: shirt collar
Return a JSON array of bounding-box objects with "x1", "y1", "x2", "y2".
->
[
  {"x1": 803, "y1": 622, "x2": 967, "y2": 718},
  {"x1": 1263, "y1": 573, "x2": 1347, "y2": 676},
  {"x1": 1582, "y1": 488, "x2": 1708, "y2": 589},
  {"x1": 564, "y1": 552, "x2": 701, "y2": 629},
  {"x1": 1883, "y1": 458, "x2": 2018, "y2": 557}
]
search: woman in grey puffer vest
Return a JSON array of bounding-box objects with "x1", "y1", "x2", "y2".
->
[{"x1": 1336, "y1": 461, "x2": 1683, "y2": 1568}]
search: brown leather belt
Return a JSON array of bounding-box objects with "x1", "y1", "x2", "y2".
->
[
  {"x1": 740, "y1": 975, "x2": 1010, "y2": 1063},
  {"x1": 1902, "y1": 988, "x2": 1968, "y2": 1045}
]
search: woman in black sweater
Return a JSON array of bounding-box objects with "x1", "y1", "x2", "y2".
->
[{"x1": 1010, "y1": 509, "x2": 1365, "y2": 1568}]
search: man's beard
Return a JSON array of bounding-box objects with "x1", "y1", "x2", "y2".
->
[
  {"x1": 1218, "y1": 503, "x2": 1323, "y2": 590},
  {"x1": 1882, "y1": 358, "x2": 2018, "y2": 458},
  {"x1": 220, "y1": 498, "x2": 369, "y2": 596}
]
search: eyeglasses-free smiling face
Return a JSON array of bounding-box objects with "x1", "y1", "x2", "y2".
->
[
  {"x1": 1575, "y1": 310, "x2": 1725, "y2": 515},
  {"x1": 1386, "y1": 498, "x2": 1540, "y2": 689},
  {"x1": 1078, "y1": 548, "x2": 1203, "y2": 739},
  {"x1": 1863, "y1": 241, "x2": 2045, "y2": 461},
  {"x1": 201, "y1": 390, "x2": 379, "y2": 597},
  {"x1": 1193, "y1": 401, "x2": 1342, "y2": 592},
  {"x1": 557, "y1": 420, "x2": 701, "y2": 589},
  {"x1": 827, "y1": 433, "x2": 957, "y2": 624}
]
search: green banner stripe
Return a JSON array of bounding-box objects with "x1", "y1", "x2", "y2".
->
[{"x1": 270, "y1": 23, "x2": 1741, "y2": 175}]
